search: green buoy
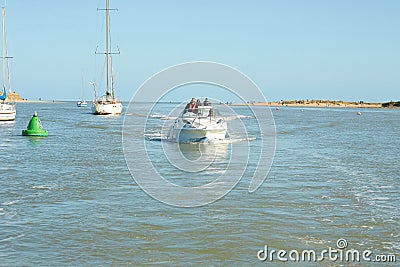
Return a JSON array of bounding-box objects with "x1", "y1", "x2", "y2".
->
[{"x1": 22, "y1": 112, "x2": 48, "y2": 137}]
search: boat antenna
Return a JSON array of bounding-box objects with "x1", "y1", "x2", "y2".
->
[{"x1": 90, "y1": 81, "x2": 97, "y2": 100}]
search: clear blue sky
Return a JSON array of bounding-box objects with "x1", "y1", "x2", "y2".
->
[{"x1": 4, "y1": 0, "x2": 399, "y2": 102}]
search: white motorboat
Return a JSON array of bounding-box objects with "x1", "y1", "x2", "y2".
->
[
  {"x1": 76, "y1": 101, "x2": 87, "y2": 107},
  {"x1": 167, "y1": 105, "x2": 227, "y2": 142},
  {"x1": 91, "y1": 0, "x2": 122, "y2": 115}
]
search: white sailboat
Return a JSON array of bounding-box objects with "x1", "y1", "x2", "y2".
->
[
  {"x1": 91, "y1": 0, "x2": 122, "y2": 115},
  {"x1": 77, "y1": 74, "x2": 87, "y2": 107},
  {"x1": 0, "y1": 5, "x2": 16, "y2": 121}
]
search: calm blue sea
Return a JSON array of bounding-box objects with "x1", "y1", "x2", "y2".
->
[{"x1": 0, "y1": 102, "x2": 399, "y2": 266}]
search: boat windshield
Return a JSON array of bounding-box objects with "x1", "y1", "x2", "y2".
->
[{"x1": 182, "y1": 106, "x2": 216, "y2": 118}]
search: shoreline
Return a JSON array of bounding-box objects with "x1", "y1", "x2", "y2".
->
[
  {"x1": 229, "y1": 100, "x2": 399, "y2": 109},
  {"x1": 6, "y1": 99, "x2": 400, "y2": 109}
]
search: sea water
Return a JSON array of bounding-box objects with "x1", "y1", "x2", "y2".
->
[{"x1": 0, "y1": 102, "x2": 399, "y2": 266}]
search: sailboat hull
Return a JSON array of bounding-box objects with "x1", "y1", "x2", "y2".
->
[
  {"x1": 0, "y1": 103, "x2": 16, "y2": 121},
  {"x1": 92, "y1": 102, "x2": 122, "y2": 115}
]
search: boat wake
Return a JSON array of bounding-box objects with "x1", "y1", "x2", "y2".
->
[
  {"x1": 126, "y1": 112, "x2": 253, "y2": 121},
  {"x1": 145, "y1": 132, "x2": 256, "y2": 144},
  {"x1": 225, "y1": 115, "x2": 253, "y2": 121},
  {"x1": 0, "y1": 233, "x2": 25, "y2": 243},
  {"x1": 149, "y1": 113, "x2": 176, "y2": 120},
  {"x1": 0, "y1": 120, "x2": 14, "y2": 125},
  {"x1": 147, "y1": 113, "x2": 253, "y2": 121}
]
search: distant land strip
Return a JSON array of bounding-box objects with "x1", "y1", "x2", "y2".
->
[
  {"x1": 230, "y1": 99, "x2": 400, "y2": 108},
  {"x1": 4, "y1": 92, "x2": 400, "y2": 108}
]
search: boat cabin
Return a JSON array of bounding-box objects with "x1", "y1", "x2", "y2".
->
[{"x1": 182, "y1": 106, "x2": 216, "y2": 118}]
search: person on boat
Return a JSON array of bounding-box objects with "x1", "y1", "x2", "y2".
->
[
  {"x1": 106, "y1": 91, "x2": 112, "y2": 102},
  {"x1": 195, "y1": 99, "x2": 202, "y2": 113},
  {"x1": 203, "y1": 98, "x2": 211, "y2": 106},
  {"x1": 184, "y1": 98, "x2": 197, "y2": 113},
  {"x1": 208, "y1": 108, "x2": 216, "y2": 117}
]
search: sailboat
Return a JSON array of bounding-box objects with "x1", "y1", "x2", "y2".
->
[
  {"x1": 91, "y1": 0, "x2": 122, "y2": 115},
  {"x1": 0, "y1": 5, "x2": 16, "y2": 121},
  {"x1": 77, "y1": 74, "x2": 87, "y2": 107}
]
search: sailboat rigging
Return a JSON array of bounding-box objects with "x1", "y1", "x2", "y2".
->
[{"x1": 91, "y1": 0, "x2": 122, "y2": 115}]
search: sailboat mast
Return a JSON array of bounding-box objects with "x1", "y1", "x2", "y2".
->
[
  {"x1": 111, "y1": 65, "x2": 115, "y2": 99},
  {"x1": 110, "y1": 41, "x2": 114, "y2": 99},
  {"x1": 6, "y1": 44, "x2": 10, "y2": 91},
  {"x1": 1, "y1": 7, "x2": 5, "y2": 89},
  {"x1": 105, "y1": 0, "x2": 109, "y2": 98},
  {"x1": 81, "y1": 73, "x2": 84, "y2": 101},
  {"x1": 96, "y1": 0, "x2": 119, "y2": 102}
]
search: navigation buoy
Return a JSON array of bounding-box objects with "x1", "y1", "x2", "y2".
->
[
  {"x1": 357, "y1": 112, "x2": 361, "y2": 115},
  {"x1": 22, "y1": 112, "x2": 48, "y2": 137}
]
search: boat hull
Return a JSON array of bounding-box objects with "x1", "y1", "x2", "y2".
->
[
  {"x1": 166, "y1": 105, "x2": 227, "y2": 142},
  {"x1": 92, "y1": 102, "x2": 122, "y2": 115},
  {"x1": 169, "y1": 128, "x2": 227, "y2": 142},
  {"x1": 0, "y1": 103, "x2": 16, "y2": 121},
  {"x1": 167, "y1": 116, "x2": 227, "y2": 142}
]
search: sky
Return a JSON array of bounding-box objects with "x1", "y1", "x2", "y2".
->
[{"x1": 3, "y1": 0, "x2": 399, "y2": 102}]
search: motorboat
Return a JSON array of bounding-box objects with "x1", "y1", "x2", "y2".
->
[
  {"x1": 77, "y1": 100, "x2": 87, "y2": 107},
  {"x1": 167, "y1": 105, "x2": 227, "y2": 142}
]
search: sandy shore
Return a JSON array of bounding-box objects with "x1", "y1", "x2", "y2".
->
[
  {"x1": 5, "y1": 99, "x2": 46, "y2": 103},
  {"x1": 5, "y1": 92, "x2": 26, "y2": 102},
  {"x1": 5, "y1": 92, "x2": 63, "y2": 103}
]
